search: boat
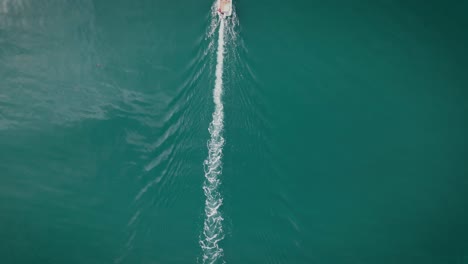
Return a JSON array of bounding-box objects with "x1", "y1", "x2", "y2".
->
[{"x1": 217, "y1": 0, "x2": 232, "y2": 17}]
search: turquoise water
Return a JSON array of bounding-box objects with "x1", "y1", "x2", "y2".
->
[{"x1": 1, "y1": 0, "x2": 468, "y2": 263}]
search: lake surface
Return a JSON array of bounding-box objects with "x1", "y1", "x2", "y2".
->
[{"x1": 1, "y1": 0, "x2": 467, "y2": 263}]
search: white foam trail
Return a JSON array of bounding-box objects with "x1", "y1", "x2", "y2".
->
[{"x1": 200, "y1": 18, "x2": 226, "y2": 264}]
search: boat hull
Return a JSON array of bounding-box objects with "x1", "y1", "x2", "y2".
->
[{"x1": 218, "y1": 0, "x2": 232, "y2": 17}]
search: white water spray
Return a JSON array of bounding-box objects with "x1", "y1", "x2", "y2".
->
[{"x1": 200, "y1": 17, "x2": 226, "y2": 264}]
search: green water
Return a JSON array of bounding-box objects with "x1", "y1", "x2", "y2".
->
[{"x1": 1, "y1": 0, "x2": 468, "y2": 263}]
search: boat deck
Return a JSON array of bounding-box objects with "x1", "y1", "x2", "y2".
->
[{"x1": 219, "y1": 0, "x2": 232, "y2": 16}]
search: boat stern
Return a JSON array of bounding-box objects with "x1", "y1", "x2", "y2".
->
[{"x1": 218, "y1": 0, "x2": 232, "y2": 17}]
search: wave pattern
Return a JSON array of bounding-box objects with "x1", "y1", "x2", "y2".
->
[{"x1": 200, "y1": 9, "x2": 228, "y2": 264}]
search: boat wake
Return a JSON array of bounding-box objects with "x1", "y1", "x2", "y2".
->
[
  {"x1": 200, "y1": 3, "x2": 238, "y2": 263},
  {"x1": 200, "y1": 17, "x2": 225, "y2": 264}
]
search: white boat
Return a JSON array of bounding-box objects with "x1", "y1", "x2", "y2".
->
[{"x1": 217, "y1": 0, "x2": 232, "y2": 17}]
